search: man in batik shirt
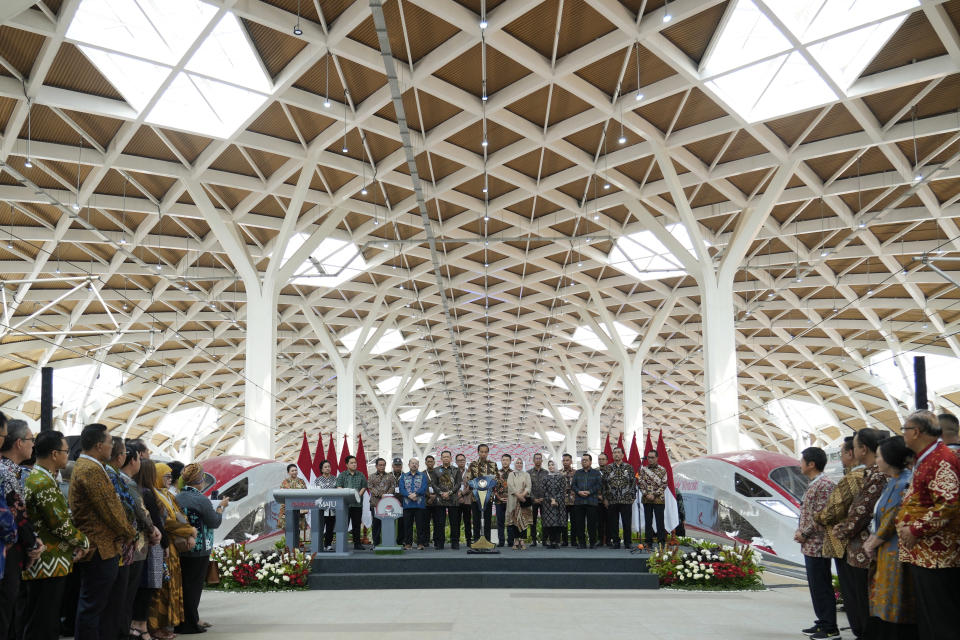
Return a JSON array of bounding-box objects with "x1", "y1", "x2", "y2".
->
[
  {"x1": 816, "y1": 436, "x2": 866, "y2": 638},
  {"x1": 464, "y1": 444, "x2": 500, "y2": 543},
  {"x1": 432, "y1": 451, "x2": 462, "y2": 550},
  {"x1": 896, "y1": 410, "x2": 960, "y2": 640},
  {"x1": 368, "y1": 457, "x2": 396, "y2": 547},
  {"x1": 638, "y1": 450, "x2": 668, "y2": 547},
  {"x1": 795, "y1": 447, "x2": 837, "y2": 640},
  {"x1": 528, "y1": 453, "x2": 549, "y2": 547},
  {"x1": 493, "y1": 454, "x2": 512, "y2": 547},
  {"x1": 603, "y1": 447, "x2": 637, "y2": 548},
  {"x1": 831, "y1": 429, "x2": 888, "y2": 639},
  {"x1": 560, "y1": 453, "x2": 576, "y2": 546},
  {"x1": 455, "y1": 454, "x2": 474, "y2": 546}
]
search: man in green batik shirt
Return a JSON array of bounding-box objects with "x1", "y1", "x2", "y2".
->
[{"x1": 336, "y1": 456, "x2": 368, "y2": 550}]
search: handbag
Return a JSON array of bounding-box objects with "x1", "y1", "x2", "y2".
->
[
  {"x1": 205, "y1": 560, "x2": 220, "y2": 585},
  {"x1": 143, "y1": 544, "x2": 164, "y2": 589},
  {"x1": 520, "y1": 496, "x2": 533, "y2": 508}
]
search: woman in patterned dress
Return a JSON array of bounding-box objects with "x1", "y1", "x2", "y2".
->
[
  {"x1": 276, "y1": 464, "x2": 307, "y2": 546},
  {"x1": 863, "y1": 436, "x2": 917, "y2": 640},
  {"x1": 540, "y1": 469, "x2": 568, "y2": 549},
  {"x1": 506, "y1": 458, "x2": 532, "y2": 550},
  {"x1": 312, "y1": 460, "x2": 337, "y2": 550}
]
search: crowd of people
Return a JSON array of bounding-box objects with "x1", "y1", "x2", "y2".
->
[
  {"x1": 796, "y1": 410, "x2": 960, "y2": 640},
  {"x1": 0, "y1": 413, "x2": 228, "y2": 640},
  {"x1": 299, "y1": 444, "x2": 675, "y2": 552}
]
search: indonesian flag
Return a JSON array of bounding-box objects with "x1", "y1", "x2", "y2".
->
[
  {"x1": 616, "y1": 433, "x2": 625, "y2": 455},
  {"x1": 627, "y1": 433, "x2": 642, "y2": 473},
  {"x1": 326, "y1": 434, "x2": 339, "y2": 476},
  {"x1": 643, "y1": 431, "x2": 654, "y2": 458},
  {"x1": 338, "y1": 435, "x2": 350, "y2": 473},
  {"x1": 356, "y1": 434, "x2": 372, "y2": 528},
  {"x1": 296, "y1": 432, "x2": 313, "y2": 484},
  {"x1": 602, "y1": 433, "x2": 613, "y2": 461},
  {"x1": 656, "y1": 430, "x2": 680, "y2": 534},
  {"x1": 355, "y1": 434, "x2": 369, "y2": 478},
  {"x1": 311, "y1": 433, "x2": 324, "y2": 480}
]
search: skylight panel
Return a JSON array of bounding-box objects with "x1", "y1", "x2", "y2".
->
[
  {"x1": 749, "y1": 52, "x2": 837, "y2": 121},
  {"x1": 550, "y1": 373, "x2": 603, "y2": 392},
  {"x1": 376, "y1": 376, "x2": 425, "y2": 395},
  {"x1": 187, "y1": 75, "x2": 269, "y2": 137},
  {"x1": 282, "y1": 235, "x2": 369, "y2": 289},
  {"x1": 700, "y1": 0, "x2": 791, "y2": 76},
  {"x1": 540, "y1": 406, "x2": 581, "y2": 421},
  {"x1": 340, "y1": 327, "x2": 405, "y2": 355},
  {"x1": 530, "y1": 430, "x2": 566, "y2": 442},
  {"x1": 807, "y1": 17, "x2": 904, "y2": 88},
  {"x1": 145, "y1": 72, "x2": 224, "y2": 136},
  {"x1": 25, "y1": 363, "x2": 123, "y2": 435},
  {"x1": 156, "y1": 405, "x2": 219, "y2": 441},
  {"x1": 399, "y1": 408, "x2": 438, "y2": 423},
  {"x1": 609, "y1": 223, "x2": 702, "y2": 282},
  {"x1": 414, "y1": 431, "x2": 448, "y2": 443},
  {"x1": 77, "y1": 47, "x2": 168, "y2": 111},
  {"x1": 707, "y1": 54, "x2": 786, "y2": 122},
  {"x1": 765, "y1": 0, "x2": 918, "y2": 43},
  {"x1": 187, "y1": 13, "x2": 271, "y2": 93},
  {"x1": 570, "y1": 321, "x2": 639, "y2": 352}
]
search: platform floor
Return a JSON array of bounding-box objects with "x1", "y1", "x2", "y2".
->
[{"x1": 196, "y1": 572, "x2": 841, "y2": 639}]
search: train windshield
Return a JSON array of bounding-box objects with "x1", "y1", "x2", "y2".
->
[{"x1": 769, "y1": 466, "x2": 809, "y2": 503}]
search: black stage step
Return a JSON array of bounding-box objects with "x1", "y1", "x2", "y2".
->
[{"x1": 308, "y1": 547, "x2": 658, "y2": 590}]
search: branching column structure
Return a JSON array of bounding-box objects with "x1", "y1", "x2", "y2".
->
[
  {"x1": 638, "y1": 148, "x2": 800, "y2": 452},
  {"x1": 358, "y1": 356, "x2": 420, "y2": 462},
  {"x1": 301, "y1": 295, "x2": 397, "y2": 450},
  {"x1": 557, "y1": 355, "x2": 621, "y2": 456}
]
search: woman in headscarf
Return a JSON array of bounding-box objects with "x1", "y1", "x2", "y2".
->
[
  {"x1": 147, "y1": 461, "x2": 196, "y2": 640},
  {"x1": 175, "y1": 463, "x2": 228, "y2": 635},
  {"x1": 506, "y1": 458, "x2": 532, "y2": 550}
]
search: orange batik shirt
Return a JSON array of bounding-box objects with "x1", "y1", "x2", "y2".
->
[{"x1": 895, "y1": 441, "x2": 960, "y2": 569}]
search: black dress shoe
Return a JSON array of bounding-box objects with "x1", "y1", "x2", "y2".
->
[
  {"x1": 451, "y1": 543, "x2": 459, "y2": 550},
  {"x1": 560, "y1": 542, "x2": 569, "y2": 547},
  {"x1": 497, "y1": 542, "x2": 505, "y2": 547}
]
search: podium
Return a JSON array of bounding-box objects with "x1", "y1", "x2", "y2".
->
[{"x1": 272, "y1": 488, "x2": 361, "y2": 556}]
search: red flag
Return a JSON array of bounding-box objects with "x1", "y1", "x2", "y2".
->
[
  {"x1": 655, "y1": 430, "x2": 680, "y2": 533},
  {"x1": 355, "y1": 434, "x2": 368, "y2": 479},
  {"x1": 296, "y1": 432, "x2": 312, "y2": 483},
  {"x1": 602, "y1": 433, "x2": 613, "y2": 462},
  {"x1": 312, "y1": 434, "x2": 324, "y2": 479},
  {"x1": 326, "y1": 434, "x2": 339, "y2": 476},
  {"x1": 616, "y1": 433, "x2": 625, "y2": 455},
  {"x1": 643, "y1": 431, "x2": 654, "y2": 461},
  {"x1": 338, "y1": 435, "x2": 350, "y2": 472},
  {"x1": 627, "y1": 433, "x2": 641, "y2": 473}
]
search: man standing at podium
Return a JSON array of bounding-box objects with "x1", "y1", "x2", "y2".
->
[
  {"x1": 464, "y1": 444, "x2": 500, "y2": 543},
  {"x1": 336, "y1": 456, "x2": 368, "y2": 551}
]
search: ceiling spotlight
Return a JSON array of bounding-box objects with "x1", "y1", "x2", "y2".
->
[
  {"x1": 913, "y1": 172, "x2": 922, "y2": 182},
  {"x1": 603, "y1": 182, "x2": 610, "y2": 190},
  {"x1": 373, "y1": 218, "x2": 379, "y2": 226},
  {"x1": 481, "y1": 186, "x2": 488, "y2": 193},
  {"x1": 155, "y1": 264, "x2": 162, "y2": 271},
  {"x1": 24, "y1": 158, "x2": 32, "y2": 168},
  {"x1": 119, "y1": 236, "x2": 127, "y2": 245},
  {"x1": 382, "y1": 242, "x2": 388, "y2": 248},
  {"x1": 867, "y1": 288, "x2": 874, "y2": 296},
  {"x1": 71, "y1": 203, "x2": 80, "y2": 212},
  {"x1": 361, "y1": 187, "x2": 368, "y2": 195},
  {"x1": 618, "y1": 134, "x2": 627, "y2": 144},
  {"x1": 293, "y1": 24, "x2": 302, "y2": 36},
  {"x1": 767, "y1": 292, "x2": 775, "y2": 299},
  {"x1": 593, "y1": 213, "x2": 599, "y2": 221},
  {"x1": 794, "y1": 275, "x2": 803, "y2": 283},
  {"x1": 662, "y1": 1, "x2": 672, "y2": 23},
  {"x1": 483, "y1": 215, "x2": 490, "y2": 222},
  {"x1": 6, "y1": 240, "x2": 12, "y2": 249},
  {"x1": 635, "y1": 90, "x2": 644, "y2": 101},
  {"x1": 479, "y1": 20, "x2": 488, "y2": 29},
  {"x1": 482, "y1": 94, "x2": 488, "y2": 102},
  {"x1": 481, "y1": 139, "x2": 488, "y2": 148},
  {"x1": 342, "y1": 145, "x2": 348, "y2": 153},
  {"x1": 323, "y1": 98, "x2": 331, "y2": 109},
  {"x1": 857, "y1": 220, "x2": 866, "y2": 229},
  {"x1": 820, "y1": 249, "x2": 829, "y2": 257}
]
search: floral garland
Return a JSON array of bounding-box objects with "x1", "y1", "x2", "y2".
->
[
  {"x1": 209, "y1": 543, "x2": 312, "y2": 591},
  {"x1": 646, "y1": 536, "x2": 764, "y2": 590}
]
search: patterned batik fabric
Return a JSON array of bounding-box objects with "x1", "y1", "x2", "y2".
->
[
  {"x1": 816, "y1": 467, "x2": 866, "y2": 558},
  {"x1": 22, "y1": 467, "x2": 89, "y2": 580},
  {"x1": 603, "y1": 462, "x2": 638, "y2": 504},
  {"x1": 869, "y1": 470, "x2": 915, "y2": 624},
  {"x1": 835, "y1": 464, "x2": 888, "y2": 568},
  {"x1": 368, "y1": 471, "x2": 396, "y2": 507},
  {"x1": 637, "y1": 465, "x2": 668, "y2": 505},
  {"x1": 540, "y1": 473, "x2": 568, "y2": 528},
  {"x1": 431, "y1": 465, "x2": 462, "y2": 507},
  {"x1": 276, "y1": 477, "x2": 306, "y2": 529},
  {"x1": 561, "y1": 467, "x2": 576, "y2": 506},
  {"x1": 896, "y1": 441, "x2": 960, "y2": 569},
  {"x1": 798, "y1": 473, "x2": 835, "y2": 558}
]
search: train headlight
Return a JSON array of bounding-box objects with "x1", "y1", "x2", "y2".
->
[{"x1": 758, "y1": 500, "x2": 798, "y2": 519}]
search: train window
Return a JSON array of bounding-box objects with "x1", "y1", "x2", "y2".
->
[
  {"x1": 220, "y1": 478, "x2": 248, "y2": 502},
  {"x1": 769, "y1": 466, "x2": 809, "y2": 503},
  {"x1": 717, "y1": 500, "x2": 763, "y2": 542},
  {"x1": 734, "y1": 473, "x2": 771, "y2": 498},
  {"x1": 200, "y1": 472, "x2": 216, "y2": 494}
]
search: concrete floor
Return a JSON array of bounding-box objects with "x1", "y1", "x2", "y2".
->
[{"x1": 196, "y1": 573, "x2": 842, "y2": 639}]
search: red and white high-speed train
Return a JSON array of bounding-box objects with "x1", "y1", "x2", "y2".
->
[
  {"x1": 197, "y1": 455, "x2": 287, "y2": 545},
  {"x1": 673, "y1": 450, "x2": 809, "y2": 565}
]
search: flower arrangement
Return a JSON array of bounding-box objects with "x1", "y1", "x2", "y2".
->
[
  {"x1": 646, "y1": 538, "x2": 764, "y2": 591},
  {"x1": 209, "y1": 542, "x2": 312, "y2": 591}
]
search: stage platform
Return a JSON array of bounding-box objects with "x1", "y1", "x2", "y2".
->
[{"x1": 309, "y1": 546, "x2": 659, "y2": 590}]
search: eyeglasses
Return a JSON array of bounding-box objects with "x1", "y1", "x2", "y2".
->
[
  {"x1": 902, "y1": 426, "x2": 917, "y2": 432},
  {"x1": 21, "y1": 437, "x2": 35, "y2": 443},
  {"x1": 54, "y1": 449, "x2": 70, "y2": 454}
]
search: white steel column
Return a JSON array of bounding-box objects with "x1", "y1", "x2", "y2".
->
[
  {"x1": 700, "y1": 274, "x2": 740, "y2": 453},
  {"x1": 621, "y1": 361, "x2": 644, "y2": 447}
]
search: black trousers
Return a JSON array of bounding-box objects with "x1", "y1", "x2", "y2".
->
[
  {"x1": 596, "y1": 504, "x2": 607, "y2": 544},
  {"x1": 844, "y1": 561, "x2": 869, "y2": 638},
  {"x1": 441, "y1": 506, "x2": 460, "y2": 547},
  {"x1": 371, "y1": 506, "x2": 382, "y2": 546},
  {"x1": 60, "y1": 571, "x2": 80, "y2": 635},
  {"x1": 132, "y1": 586, "x2": 156, "y2": 622},
  {"x1": 509, "y1": 525, "x2": 528, "y2": 545},
  {"x1": 106, "y1": 562, "x2": 130, "y2": 640},
  {"x1": 176, "y1": 555, "x2": 209, "y2": 634},
  {"x1": 530, "y1": 502, "x2": 542, "y2": 543},
  {"x1": 471, "y1": 501, "x2": 493, "y2": 541},
  {"x1": 119, "y1": 560, "x2": 145, "y2": 637},
  {"x1": 459, "y1": 504, "x2": 474, "y2": 543},
  {"x1": 644, "y1": 503, "x2": 666, "y2": 546},
  {"x1": 544, "y1": 526, "x2": 561, "y2": 545},
  {"x1": 0, "y1": 546, "x2": 22, "y2": 640},
  {"x1": 572, "y1": 504, "x2": 597, "y2": 547},
  {"x1": 911, "y1": 565, "x2": 960, "y2": 640},
  {"x1": 803, "y1": 555, "x2": 837, "y2": 631},
  {"x1": 835, "y1": 558, "x2": 864, "y2": 637},
  {"x1": 430, "y1": 506, "x2": 446, "y2": 547},
  {"x1": 606, "y1": 503, "x2": 632, "y2": 546},
  {"x1": 347, "y1": 507, "x2": 362, "y2": 546},
  {"x1": 495, "y1": 503, "x2": 507, "y2": 545},
  {"x1": 23, "y1": 576, "x2": 66, "y2": 640},
  {"x1": 75, "y1": 551, "x2": 119, "y2": 640},
  {"x1": 562, "y1": 506, "x2": 573, "y2": 544},
  {"x1": 402, "y1": 509, "x2": 428, "y2": 546}
]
